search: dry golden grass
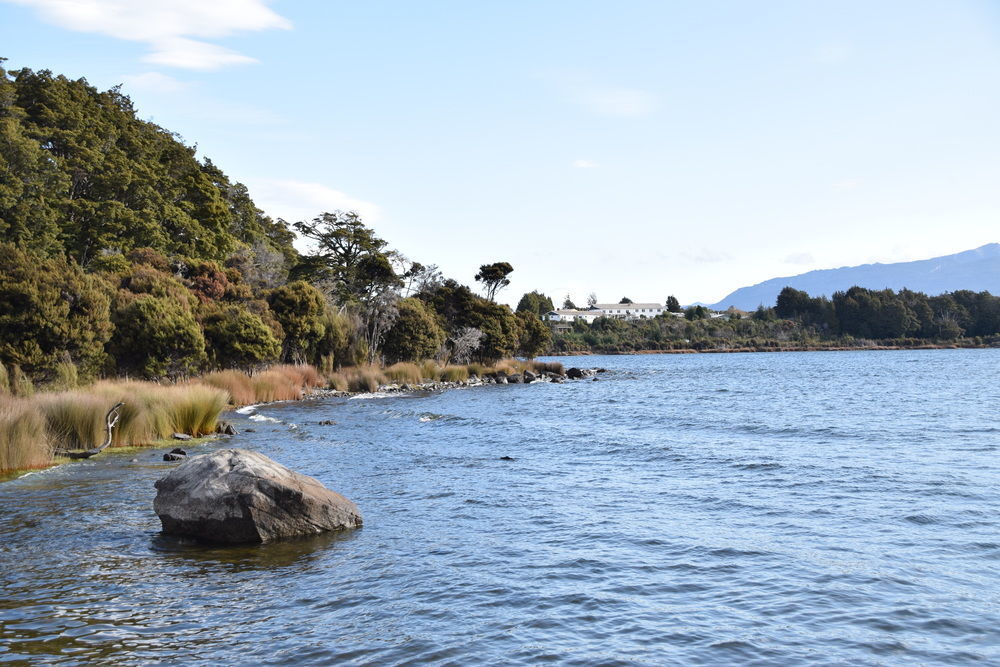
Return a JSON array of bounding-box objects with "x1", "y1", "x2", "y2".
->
[
  {"x1": 0, "y1": 379, "x2": 230, "y2": 472},
  {"x1": 441, "y1": 365, "x2": 470, "y2": 382},
  {"x1": 342, "y1": 367, "x2": 386, "y2": 393},
  {"x1": 272, "y1": 364, "x2": 324, "y2": 389},
  {"x1": 0, "y1": 397, "x2": 52, "y2": 472},
  {"x1": 327, "y1": 372, "x2": 350, "y2": 392},
  {"x1": 384, "y1": 362, "x2": 423, "y2": 385},
  {"x1": 420, "y1": 360, "x2": 442, "y2": 380},
  {"x1": 200, "y1": 370, "x2": 257, "y2": 406},
  {"x1": 250, "y1": 370, "x2": 303, "y2": 402},
  {"x1": 532, "y1": 360, "x2": 564, "y2": 374}
]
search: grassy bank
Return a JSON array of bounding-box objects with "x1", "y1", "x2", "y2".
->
[{"x1": 0, "y1": 364, "x2": 325, "y2": 475}]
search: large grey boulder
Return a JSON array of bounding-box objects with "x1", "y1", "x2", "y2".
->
[{"x1": 154, "y1": 448, "x2": 362, "y2": 544}]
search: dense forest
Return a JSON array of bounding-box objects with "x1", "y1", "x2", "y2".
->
[
  {"x1": 547, "y1": 286, "x2": 1000, "y2": 354},
  {"x1": 0, "y1": 63, "x2": 550, "y2": 385}
]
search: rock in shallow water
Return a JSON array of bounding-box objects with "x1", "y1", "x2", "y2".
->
[{"x1": 153, "y1": 448, "x2": 362, "y2": 544}]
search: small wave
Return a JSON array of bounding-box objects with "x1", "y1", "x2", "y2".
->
[
  {"x1": 349, "y1": 391, "x2": 394, "y2": 400},
  {"x1": 235, "y1": 403, "x2": 262, "y2": 414},
  {"x1": 734, "y1": 462, "x2": 783, "y2": 471},
  {"x1": 419, "y1": 413, "x2": 445, "y2": 422},
  {"x1": 249, "y1": 414, "x2": 281, "y2": 423},
  {"x1": 904, "y1": 514, "x2": 937, "y2": 525}
]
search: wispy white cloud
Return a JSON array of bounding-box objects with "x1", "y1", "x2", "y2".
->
[
  {"x1": 248, "y1": 179, "x2": 381, "y2": 226},
  {"x1": 3, "y1": 0, "x2": 291, "y2": 69},
  {"x1": 572, "y1": 159, "x2": 599, "y2": 169},
  {"x1": 120, "y1": 71, "x2": 190, "y2": 93}
]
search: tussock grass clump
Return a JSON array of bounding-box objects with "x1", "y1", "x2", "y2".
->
[
  {"x1": 327, "y1": 372, "x2": 349, "y2": 392},
  {"x1": 165, "y1": 384, "x2": 228, "y2": 436},
  {"x1": 0, "y1": 362, "x2": 9, "y2": 395},
  {"x1": 0, "y1": 398, "x2": 51, "y2": 472},
  {"x1": 420, "y1": 360, "x2": 441, "y2": 380},
  {"x1": 384, "y1": 362, "x2": 423, "y2": 385},
  {"x1": 10, "y1": 365, "x2": 33, "y2": 397},
  {"x1": 491, "y1": 361, "x2": 519, "y2": 376},
  {"x1": 35, "y1": 392, "x2": 107, "y2": 450},
  {"x1": 466, "y1": 363, "x2": 487, "y2": 377},
  {"x1": 49, "y1": 354, "x2": 78, "y2": 391},
  {"x1": 272, "y1": 364, "x2": 325, "y2": 389},
  {"x1": 251, "y1": 370, "x2": 303, "y2": 403},
  {"x1": 201, "y1": 370, "x2": 256, "y2": 406},
  {"x1": 441, "y1": 365, "x2": 470, "y2": 382},
  {"x1": 532, "y1": 361, "x2": 564, "y2": 375},
  {"x1": 344, "y1": 368, "x2": 386, "y2": 393}
]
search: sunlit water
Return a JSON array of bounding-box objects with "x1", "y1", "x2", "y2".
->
[{"x1": 2, "y1": 350, "x2": 999, "y2": 664}]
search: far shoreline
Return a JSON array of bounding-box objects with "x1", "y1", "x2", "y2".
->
[{"x1": 549, "y1": 342, "x2": 1000, "y2": 356}]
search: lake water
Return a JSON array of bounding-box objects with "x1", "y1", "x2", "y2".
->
[{"x1": 1, "y1": 350, "x2": 999, "y2": 664}]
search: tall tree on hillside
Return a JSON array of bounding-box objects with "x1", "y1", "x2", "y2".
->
[
  {"x1": 562, "y1": 295, "x2": 577, "y2": 309},
  {"x1": 666, "y1": 295, "x2": 681, "y2": 313},
  {"x1": 292, "y1": 210, "x2": 390, "y2": 301},
  {"x1": 587, "y1": 292, "x2": 598, "y2": 309},
  {"x1": 619, "y1": 297, "x2": 633, "y2": 304},
  {"x1": 475, "y1": 261, "x2": 513, "y2": 302}
]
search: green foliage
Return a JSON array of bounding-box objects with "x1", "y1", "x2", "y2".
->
[
  {"x1": 382, "y1": 298, "x2": 446, "y2": 363},
  {"x1": 108, "y1": 294, "x2": 207, "y2": 378},
  {"x1": 684, "y1": 305, "x2": 710, "y2": 320},
  {"x1": 516, "y1": 311, "x2": 552, "y2": 358},
  {"x1": 0, "y1": 243, "x2": 112, "y2": 379},
  {"x1": 516, "y1": 290, "x2": 555, "y2": 317},
  {"x1": 316, "y1": 310, "x2": 352, "y2": 368},
  {"x1": 474, "y1": 262, "x2": 513, "y2": 301},
  {"x1": 121, "y1": 265, "x2": 197, "y2": 310},
  {"x1": 666, "y1": 295, "x2": 681, "y2": 313},
  {"x1": 201, "y1": 305, "x2": 281, "y2": 369},
  {"x1": 619, "y1": 297, "x2": 633, "y2": 304},
  {"x1": 291, "y1": 210, "x2": 390, "y2": 300},
  {"x1": 0, "y1": 66, "x2": 297, "y2": 265},
  {"x1": 266, "y1": 281, "x2": 327, "y2": 362}
]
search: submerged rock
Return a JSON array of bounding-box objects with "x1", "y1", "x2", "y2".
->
[
  {"x1": 215, "y1": 422, "x2": 239, "y2": 436},
  {"x1": 153, "y1": 448, "x2": 362, "y2": 544}
]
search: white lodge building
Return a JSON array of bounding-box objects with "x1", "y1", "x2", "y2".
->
[{"x1": 545, "y1": 303, "x2": 666, "y2": 329}]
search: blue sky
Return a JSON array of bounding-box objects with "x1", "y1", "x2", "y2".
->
[{"x1": 2, "y1": 1, "x2": 998, "y2": 306}]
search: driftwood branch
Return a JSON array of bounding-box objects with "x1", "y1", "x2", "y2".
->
[{"x1": 58, "y1": 402, "x2": 124, "y2": 460}]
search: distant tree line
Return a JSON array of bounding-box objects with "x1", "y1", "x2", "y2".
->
[{"x1": 543, "y1": 285, "x2": 1000, "y2": 354}]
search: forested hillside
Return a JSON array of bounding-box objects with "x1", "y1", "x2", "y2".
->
[{"x1": 0, "y1": 63, "x2": 549, "y2": 385}]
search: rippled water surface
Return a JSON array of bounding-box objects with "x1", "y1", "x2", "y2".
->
[{"x1": 2, "y1": 350, "x2": 1000, "y2": 664}]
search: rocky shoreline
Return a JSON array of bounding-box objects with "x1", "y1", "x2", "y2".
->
[{"x1": 311, "y1": 365, "x2": 609, "y2": 399}]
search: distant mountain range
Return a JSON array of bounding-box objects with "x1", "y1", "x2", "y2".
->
[{"x1": 705, "y1": 243, "x2": 1000, "y2": 311}]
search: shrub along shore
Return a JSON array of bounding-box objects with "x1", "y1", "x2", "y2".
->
[{"x1": 0, "y1": 359, "x2": 565, "y2": 476}]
